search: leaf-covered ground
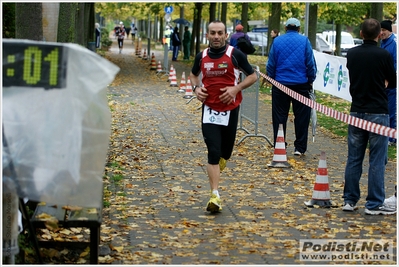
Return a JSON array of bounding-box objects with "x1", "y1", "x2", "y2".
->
[{"x1": 26, "y1": 38, "x2": 397, "y2": 265}]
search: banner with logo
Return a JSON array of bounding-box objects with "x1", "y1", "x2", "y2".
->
[{"x1": 313, "y1": 50, "x2": 352, "y2": 102}]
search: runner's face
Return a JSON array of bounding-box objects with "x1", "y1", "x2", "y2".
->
[{"x1": 206, "y1": 22, "x2": 228, "y2": 49}]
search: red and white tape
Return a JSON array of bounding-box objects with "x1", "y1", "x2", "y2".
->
[{"x1": 257, "y1": 70, "x2": 397, "y2": 140}]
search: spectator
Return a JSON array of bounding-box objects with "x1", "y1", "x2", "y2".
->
[
  {"x1": 342, "y1": 18, "x2": 396, "y2": 215},
  {"x1": 95, "y1": 23, "x2": 101, "y2": 48},
  {"x1": 183, "y1": 26, "x2": 192, "y2": 60},
  {"x1": 380, "y1": 20, "x2": 397, "y2": 145},
  {"x1": 229, "y1": 24, "x2": 252, "y2": 54},
  {"x1": 270, "y1": 29, "x2": 279, "y2": 40},
  {"x1": 189, "y1": 20, "x2": 257, "y2": 213},
  {"x1": 266, "y1": 18, "x2": 317, "y2": 156},
  {"x1": 171, "y1": 26, "x2": 181, "y2": 61}
]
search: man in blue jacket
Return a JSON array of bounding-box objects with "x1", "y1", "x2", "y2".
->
[
  {"x1": 380, "y1": 20, "x2": 397, "y2": 145},
  {"x1": 266, "y1": 18, "x2": 317, "y2": 156}
]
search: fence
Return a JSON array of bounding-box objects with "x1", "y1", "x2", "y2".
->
[{"x1": 237, "y1": 65, "x2": 273, "y2": 147}]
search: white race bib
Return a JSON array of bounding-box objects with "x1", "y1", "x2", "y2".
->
[{"x1": 202, "y1": 104, "x2": 230, "y2": 126}]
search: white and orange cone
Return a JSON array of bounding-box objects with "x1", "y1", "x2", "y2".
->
[
  {"x1": 156, "y1": 61, "x2": 163, "y2": 73},
  {"x1": 267, "y1": 124, "x2": 290, "y2": 168},
  {"x1": 135, "y1": 42, "x2": 140, "y2": 55},
  {"x1": 169, "y1": 67, "x2": 178, "y2": 87},
  {"x1": 167, "y1": 65, "x2": 174, "y2": 82},
  {"x1": 183, "y1": 77, "x2": 194, "y2": 99},
  {"x1": 178, "y1": 72, "x2": 187, "y2": 93},
  {"x1": 150, "y1": 53, "x2": 157, "y2": 69},
  {"x1": 304, "y1": 151, "x2": 333, "y2": 208}
]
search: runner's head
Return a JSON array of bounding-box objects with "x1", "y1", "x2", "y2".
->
[{"x1": 207, "y1": 20, "x2": 228, "y2": 49}]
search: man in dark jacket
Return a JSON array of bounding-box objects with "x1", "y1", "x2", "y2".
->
[
  {"x1": 342, "y1": 18, "x2": 396, "y2": 215},
  {"x1": 229, "y1": 24, "x2": 252, "y2": 54},
  {"x1": 172, "y1": 26, "x2": 181, "y2": 61},
  {"x1": 266, "y1": 17, "x2": 317, "y2": 156}
]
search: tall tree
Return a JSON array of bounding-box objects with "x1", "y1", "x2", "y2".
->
[
  {"x1": 308, "y1": 3, "x2": 318, "y2": 50},
  {"x1": 241, "y1": 3, "x2": 249, "y2": 32},
  {"x1": 194, "y1": 3, "x2": 203, "y2": 55},
  {"x1": 221, "y1": 3, "x2": 227, "y2": 25},
  {"x1": 267, "y1": 3, "x2": 281, "y2": 54},
  {"x1": 15, "y1": 3, "x2": 43, "y2": 40},
  {"x1": 210, "y1": 3, "x2": 216, "y2": 22}
]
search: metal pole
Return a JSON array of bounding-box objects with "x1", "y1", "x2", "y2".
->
[{"x1": 305, "y1": 3, "x2": 309, "y2": 37}]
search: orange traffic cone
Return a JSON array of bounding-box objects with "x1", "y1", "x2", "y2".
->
[
  {"x1": 267, "y1": 124, "x2": 290, "y2": 168},
  {"x1": 156, "y1": 61, "x2": 163, "y2": 73},
  {"x1": 178, "y1": 72, "x2": 186, "y2": 93},
  {"x1": 169, "y1": 67, "x2": 178, "y2": 87},
  {"x1": 142, "y1": 49, "x2": 147, "y2": 60},
  {"x1": 304, "y1": 151, "x2": 333, "y2": 208},
  {"x1": 183, "y1": 77, "x2": 194, "y2": 99}
]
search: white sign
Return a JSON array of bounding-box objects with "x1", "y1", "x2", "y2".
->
[
  {"x1": 313, "y1": 50, "x2": 352, "y2": 102},
  {"x1": 248, "y1": 20, "x2": 264, "y2": 26}
]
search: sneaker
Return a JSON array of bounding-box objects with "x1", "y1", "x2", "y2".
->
[
  {"x1": 383, "y1": 195, "x2": 397, "y2": 208},
  {"x1": 206, "y1": 193, "x2": 222, "y2": 213},
  {"x1": 219, "y1": 157, "x2": 227, "y2": 172},
  {"x1": 342, "y1": 203, "x2": 358, "y2": 212},
  {"x1": 365, "y1": 203, "x2": 396, "y2": 215},
  {"x1": 294, "y1": 149, "x2": 304, "y2": 156}
]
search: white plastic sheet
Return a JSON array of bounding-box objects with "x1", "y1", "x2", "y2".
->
[{"x1": 3, "y1": 39, "x2": 120, "y2": 208}]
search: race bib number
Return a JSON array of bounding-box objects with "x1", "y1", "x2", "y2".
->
[{"x1": 202, "y1": 104, "x2": 230, "y2": 126}]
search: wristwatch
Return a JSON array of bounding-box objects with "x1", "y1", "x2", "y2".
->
[{"x1": 193, "y1": 85, "x2": 199, "y2": 92}]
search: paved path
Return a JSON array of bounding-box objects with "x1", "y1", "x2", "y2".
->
[{"x1": 100, "y1": 38, "x2": 397, "y2": 264}]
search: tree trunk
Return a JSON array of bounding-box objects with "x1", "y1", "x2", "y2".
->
[
  {"x1": 267, "y1": 3, "x2": 281, "y2": 55},
  {"x1": 335, "y1": 23, "x2": 342, "y2": 56},
  {"x1": 15, "y1": 3, "x2": 43, "y2": 41},
  {"x1": 209, "y1": 3, "x2": 216, "y2": 22},
  {"x1": 308, "y1": 3, "x2": 318, "y2": 50},
  {"x1": 194, "y1": 3, "x2": 203, "y2": 55},
  {"x1": 221, "y1": 3, "x2": 227, "y2": 25},
  {"x1": 3, "y1": 3, "x2": 16, "y2": 38},
  {"x1": 241, "y1": 3, "x2": 248, "y2": 32},
  {"x1": 57, "y1": 3, "x2": 78, "y2": 43}
]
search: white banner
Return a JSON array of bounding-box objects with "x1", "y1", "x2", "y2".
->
[{"x1": 313, "y1": 50, "x2": 352, "y2": 102}]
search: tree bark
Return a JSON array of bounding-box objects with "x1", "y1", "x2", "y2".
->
[
  {"x1": 267, "y1": 3, "x2": 281, "y2": 55},
  {"x1": 308, "y1": 3, "x2": 318, "y2": 50},
  {"x1": 16, "y1": 3, "x2": 43, "y2": 40},
  {"x1": 241, "y1": 3, "x2": 248, "y2": 32}
]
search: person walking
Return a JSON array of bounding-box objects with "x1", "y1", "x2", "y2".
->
[
  {"x1": 266, "y1": 18, "x2": 317, "y2": 156},
  {"x1": 183, "y1": 26, "x2": 191, "y2": 60},
  {"x1": 189, "y1": 20, "x2": 257, "y2": 213},
  {"x1": 342, "y1": 18, "x2": 396, "y2": 215},
  {"x1": 380, "y1": 20, "x2": 397, "y2": 145},
  {"x1": 228, "y1": 24, "x2": 252, "y2": 54},
  {"x1": 115, "y1": 22, "x2": 126, "y2": 54},
  {"x1": 131, "y1": 24, "x2": 138, "y2": 44},
  {"x1": 171, "y1": 26, "x2": 181, "y2": 61}
]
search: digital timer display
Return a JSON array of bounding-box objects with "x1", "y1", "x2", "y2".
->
[{"x1": 3, "y1": 42, "x2": 68, "y2": 89}]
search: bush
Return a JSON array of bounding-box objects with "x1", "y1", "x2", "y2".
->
[{"x1": 100, "y1": 27, "x2": 112, "y2": 48}]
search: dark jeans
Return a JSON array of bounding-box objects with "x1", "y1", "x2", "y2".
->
[
  {"x1": 386, "y1": 88, "x2": 396, "y2": 143},
  {"x1": 271, "y1": 83, "x2": 312, "y2": 153},
  {"x1": 343, "y1": 113, "x2": 389, "y2": 209}
]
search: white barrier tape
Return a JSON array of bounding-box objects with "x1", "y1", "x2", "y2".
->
[{"x1": 257, "y1": 70, "x2": 397, "y2": 139}]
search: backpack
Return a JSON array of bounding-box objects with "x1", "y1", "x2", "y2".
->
[{"x1": 237, "y1": 35, "x2": 256, "y2": 54}]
